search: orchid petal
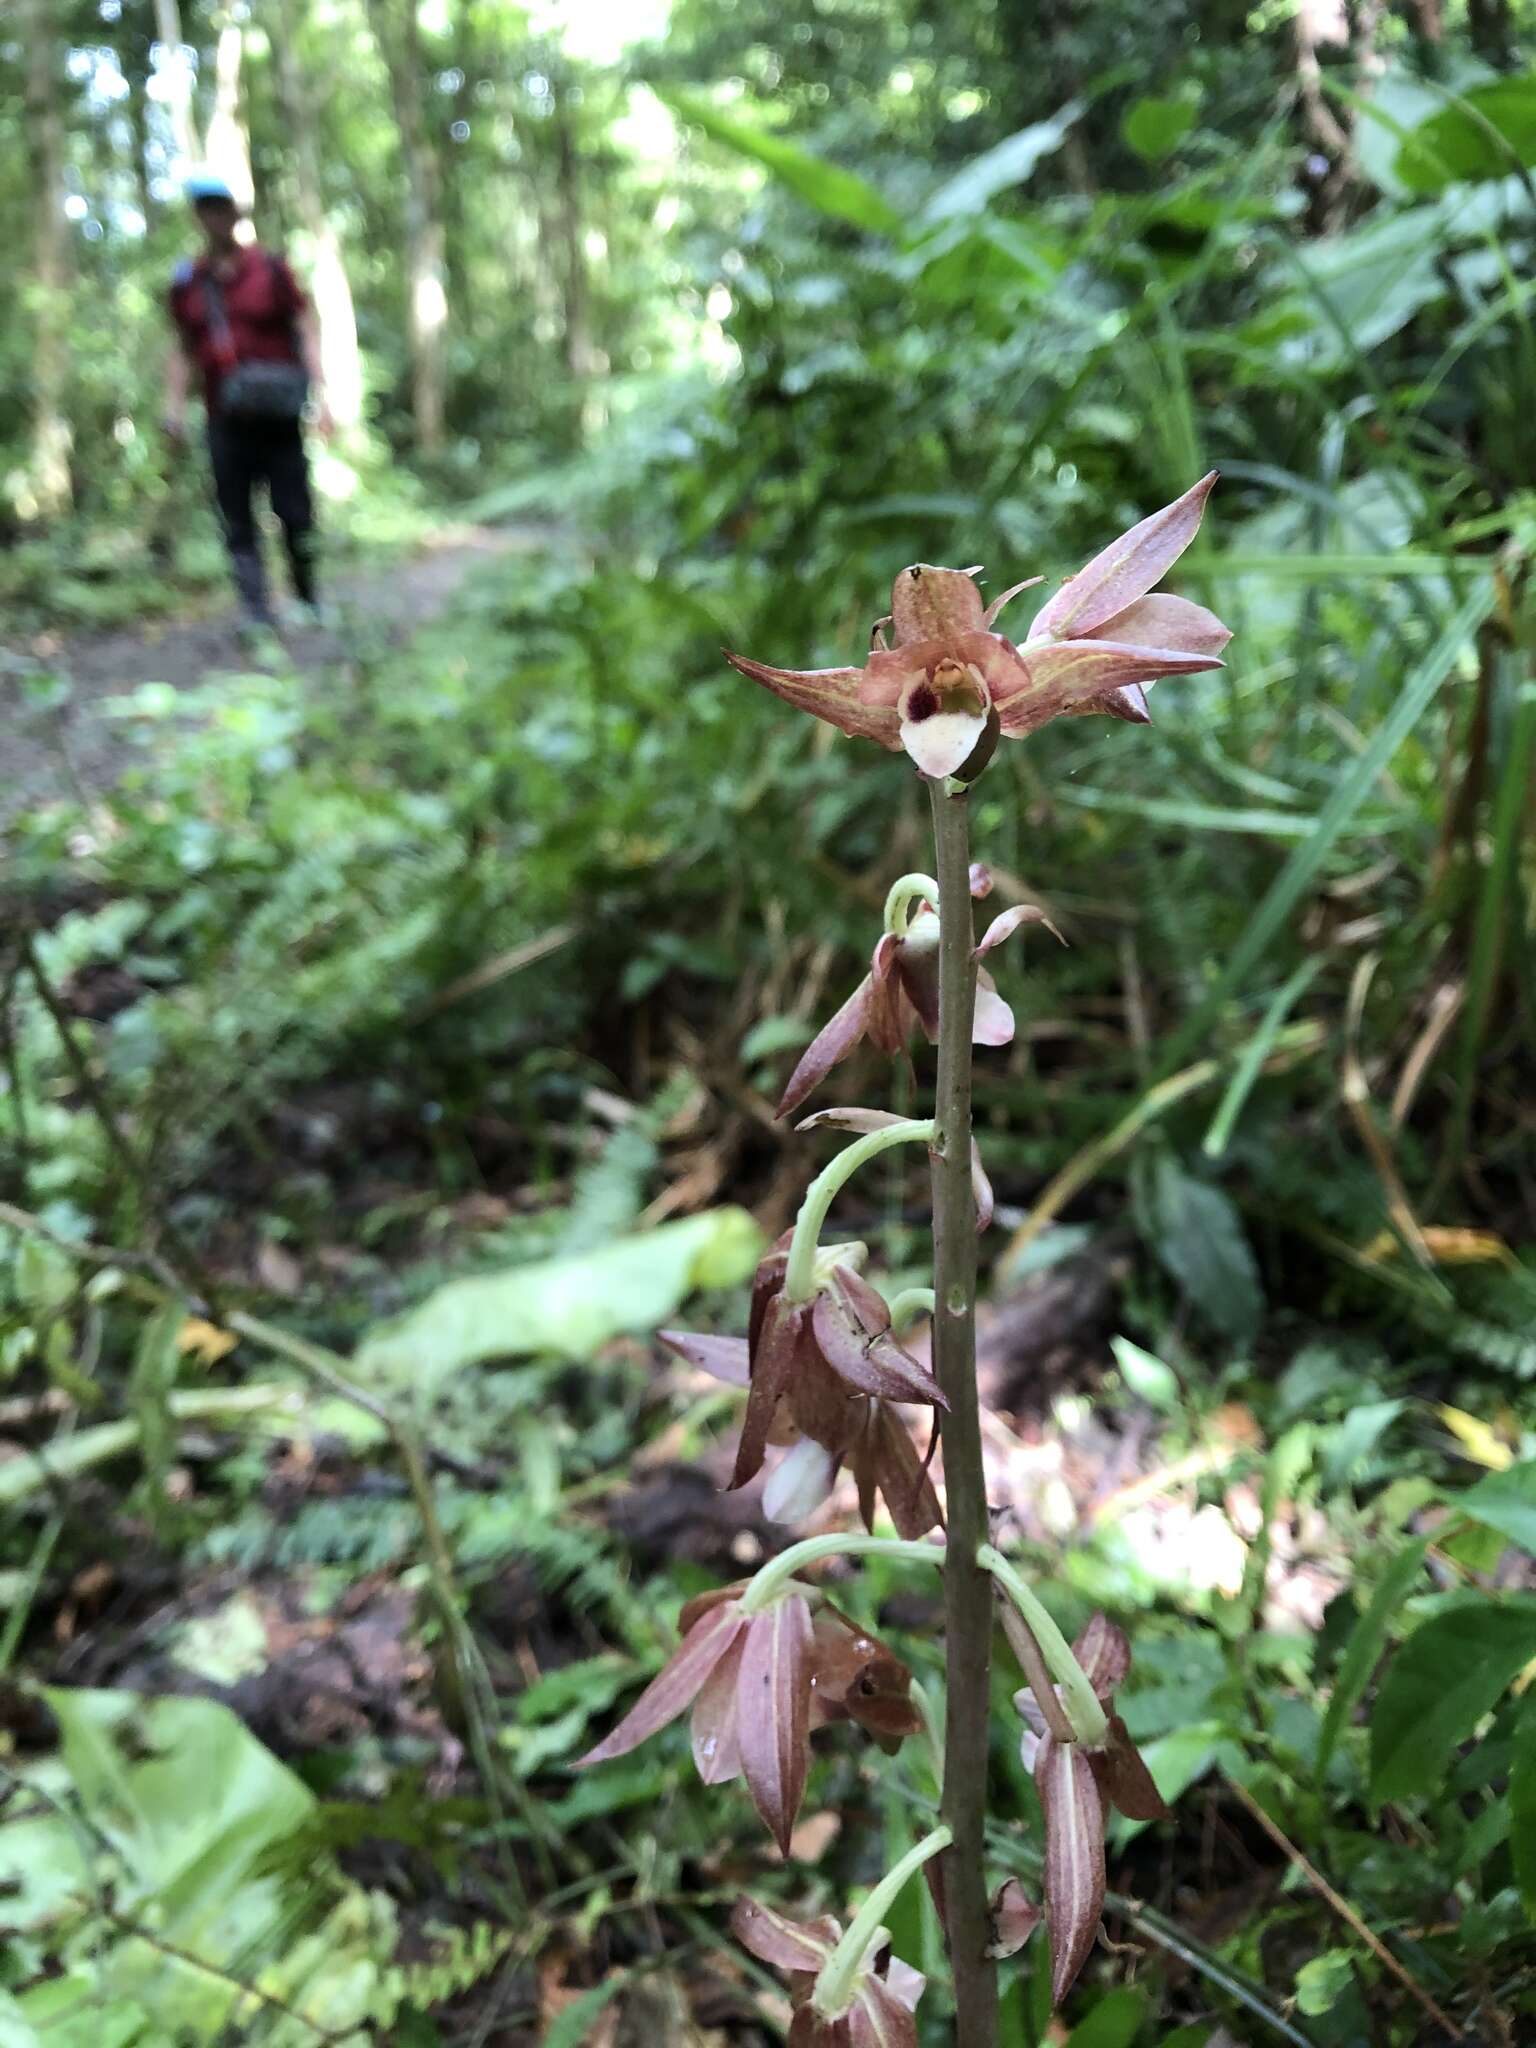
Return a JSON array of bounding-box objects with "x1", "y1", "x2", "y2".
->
[
  {"x1": 988, "y1": 1877, "x2": 1044, "y2": 1959},
  {"x1": 692, "y1": 1631, "x2": 745, "y2": 1784},
  {"x1": 731, "y1": 1295, "x2": 810, "y2": 1490},
  {"x1": 1067, "y1": 681, "x2": 1150, "y2": 724},
  {"x1": 1095, "y1": 591, "x2": 1232, "y2": 657},
  {"x1": 982, "y1": 574, "x2": 1045, "y2": 628},
  {"x1": 972, "y1": 977, "x2": 1015, "y2": 1048},
  {"x1": 900, "y1": 705, "x2": 989, "y2": 780},
  {"x1": 1097, "y1": 1712, "x2": 1171, "y2": 1822},
  {"x1": 738, "y1": 1594, "x2": 814, "y2": 1852},
  {"x1": 993, "y1": 639, "x2": 1225, "y2": 737},
  {"x1": 763, "y1": 1435, "x2": 839, "y2": 1522},
  {"x1": 864, "y1": 1402, "x2": 943, "y2": 1537},
  {"x1": 730, "y1": 1895, "x2": 841, "y2": 1971},
  {"x1": 658, "y1": 1329, "x2": 750, "y2": 1387},
  {"x1": 808, "y1": 1606, "x2": 922, "y2": 1745},
  {"x1": 1028, "y1": 472, "x2": 1218, "y2": 641},
  {"x1": 972, "y1": 1141, "x2": 994, "y2": 1234},
  {"x1": 975, "y1": 903, "x2": 1060, "y2": 957},
  {"x1": 724, "y1": 650, "x2": 902, "y2": 748},
  {"x1": 776, "y1": 975, "x2": 875, "y2": 1121},
  {"x1": 1036, "y1": 1733, "x2": 1109, "y2": 2004},
  {"x1": 850, "y1": 1977, "x2": 921, "y2": 2048},
  {"x1": 576, "y1": 1600, "x2": 745, "y2": 1765},
  {"x1": 812, "y1": 1271, "x2": 948, "y2": 1408},
  {"x1": 1072, "y1": 1613, "x2": 1132, "y2": 1697},
  {"x1": 968, "y1": 862, "x2": 995, "y2": 898},
  {"x1": 884, "y1": 1959, "x2": 926, "y2": 2014}
]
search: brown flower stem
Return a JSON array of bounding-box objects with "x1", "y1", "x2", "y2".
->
[{"x1": 926, "y1": 773, "x2": 998, "y2": 2048}]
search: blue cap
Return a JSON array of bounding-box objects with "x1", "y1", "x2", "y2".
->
[{"x1": 185, "y1": 170, "x2": 237, "y2": 205}]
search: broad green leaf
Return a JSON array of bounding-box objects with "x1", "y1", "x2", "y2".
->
[
  {"x1": 1370, "y1": 1597, "x2": 1536, "y2": 1803},
  {"x1": 1151, "y1": 1158, "x2": 1264, "y2": 1341},
  {"x1": 1510, "y1": 1692, "x2": 1536, "y2": 1918},
  {"x1": 1295, "y1": 1949, "x2": 1355, "y2": 2015},
  {"x1": 2, "y1": 1689, "x2": 389, "y2": 2042},
  {"x1": 1289, "y1": 208, "x2": 1447, "y2": 360},
  {"x1": 1318, "y1": 1535, "x2": 1431, "y2": 1774},
  {"x1": 1397, "y1": 76, "x2": 1536, "y2": 192},
  {"x1": 740, "y1": 1014, "x2": 814, "y2": 1062},
  {"x1": 1122, "y1": 97, "x2": 1196, "y2": 160},
  {"x1": 655, "y1": 87, "x2": 900, "y2": 235},
  {"x1": 920, "y1": 104, "x2": 1084, "y2": 223},
  {"x1": 1110, "y1": 1721, "x2": 1226, "y2": 1846},
  {"x1": 356, "y1": 1207, "x2": 763, "y2": 1391},
  {"x1": 1110, "y1": 1334, "x2": 1182, "y2": 1414},
  {"x1": 1462, "y1": 1462, "x2": 1536, "y2": 1554},
  {"x1": 1065, "y1": 1986, "x2": 1148, "y2": 2048}
]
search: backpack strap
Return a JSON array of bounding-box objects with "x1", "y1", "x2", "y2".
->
[{"x1": 200, "y1": 262, "x2": 236, "y2": 357}]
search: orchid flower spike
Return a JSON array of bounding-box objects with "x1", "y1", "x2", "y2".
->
[{"x1": 724, "y1": 474, "x2": 1229, "y2": 778}]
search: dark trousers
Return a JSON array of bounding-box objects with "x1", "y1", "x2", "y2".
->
[{"x1": 207, "y1": 414, "x2": 317, "y2": 617}]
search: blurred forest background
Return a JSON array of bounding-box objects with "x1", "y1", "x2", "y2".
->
[{"x1": 5, "y1": 1, "x2": 1536, "y2": 2044}]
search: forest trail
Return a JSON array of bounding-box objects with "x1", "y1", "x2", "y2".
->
[{"x1": 1, "y1": 521, "x2": 544, "y2": 829}]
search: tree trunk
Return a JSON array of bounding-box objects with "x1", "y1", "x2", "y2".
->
[
  {"x1": 21, "y1": 0, "x2": 73, "y2": 521},
  {"x1": 366, "y1": 0, "x2": 448, "y2": 453},
  {"x1": 550, "y1": 77, "x2": 593, "y2": 384},
  {"x1": 151, "y1": 0, "x2": 200, "y2": 168},
  {"x1": 268, "y1": 0, "x2": 365, "y2": 430},
  {"x1": 204, "y1": 12, "x2": 256, "y2": 211}
]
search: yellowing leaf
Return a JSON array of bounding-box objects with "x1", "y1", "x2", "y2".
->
[
  {"x1": 1361, "y1": 1227, "x2": 1513, "y2": 1268},
  {"x1": 176, "y1": 1318, "x2": 239, "y2": 1367},
  {"x1": 1436, "y1": 1404, "x2": 1516, "y2": 1471}
]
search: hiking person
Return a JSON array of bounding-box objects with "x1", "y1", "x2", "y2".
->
[{"x1": 163, "y1": 172, "x2": 333, "y2": 634}]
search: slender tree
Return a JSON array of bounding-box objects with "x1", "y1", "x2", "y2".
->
[
  {"x1": 20, "y1": 0, "x2": 73, "y2": 521},
  {"x1": 365, "y1": 0, "x2": 449, "y2": 453},
  {"x1": 266, "y1": 0, "x2": 364, "y2": 430},
  {"x1": 151, "y1": 0, "x2": 200, "y2": 168},
  {"x1": 203, "y1": 8, "x2": 255, "y2": 208}
]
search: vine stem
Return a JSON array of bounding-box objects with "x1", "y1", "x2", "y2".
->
[{"x1": 926, "y1": 774, "x2": 998, "y2": 2047}]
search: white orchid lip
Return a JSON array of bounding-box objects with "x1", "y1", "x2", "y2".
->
[
  {"x1": 763, "y1": 1437, "x2": 838, "y2": 1523},
  {"x1": 898, "y1": 660, "x2": 989, "y2": 779}
]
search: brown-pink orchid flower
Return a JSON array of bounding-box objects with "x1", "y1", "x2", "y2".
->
[
  {"x1": 725, "y1": 473, "x2": 1230, "y2": 779},
  {"x1": 731, "y1": 1896, "x2": 926, "y2": 2048},
  {"x1": 1014, "y1": 1613, "x2": 1168, "y2": 2002},
  {"x1": 776, "y1": 866, "x2": 1058, "y2": 1121},
  {"x1": 660, "y1": 1228, "x2": 947, "y2": 1536},
  {"x1": 576, "y1": 1584, "x2": 919, "y2": 1852}
]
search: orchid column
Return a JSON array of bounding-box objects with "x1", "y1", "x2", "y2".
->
[{"x1": 579, "y1": 477, "x2": 1230, "y2": 2044}]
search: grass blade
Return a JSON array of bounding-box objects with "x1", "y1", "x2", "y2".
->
[{"x1": 1162, "y1": 576, "x2": 1495, "y2": 1070}]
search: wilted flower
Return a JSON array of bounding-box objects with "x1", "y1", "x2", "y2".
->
[
  {"x1": 731, "y1": 1895, "x2": 926, "y2": 2048},
  {"x1": 660, "y1": 1231, "x2": 947, "y2": 1535},
  {"x1": 725, "y1": 475, "x2": 1229, "y2": 779},
  {"x1": 1015, "y1": 1613, "x2": 1168, "y2": 2001},
  {"x1": 576, "y1": 1584, "x2": 919, "y2": 1852},
  {"x1": 775, "y1": 868, "x2": 1057, "y2": 1120}
]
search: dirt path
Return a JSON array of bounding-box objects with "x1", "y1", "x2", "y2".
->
[{"x1": 1, "y1": 523, "x2": 545, "y2": 830}]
